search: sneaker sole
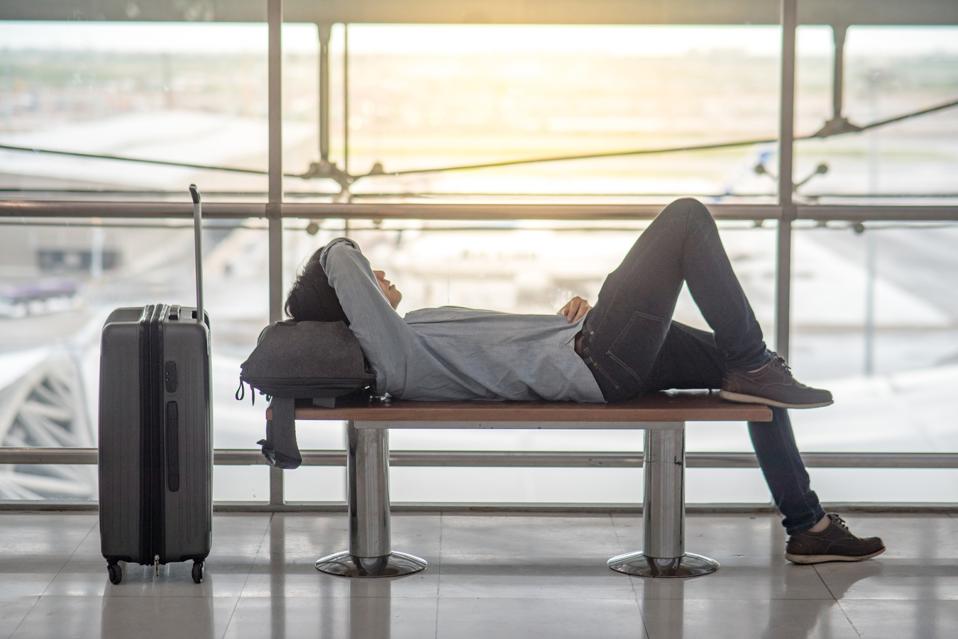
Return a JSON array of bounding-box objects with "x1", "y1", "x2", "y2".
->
[
  {"x1": 719, "y1": 389, "x2": 833, "y2": 410},
  {"x1": 785, "y1": 546, "x2": 886, "y2": 565}
]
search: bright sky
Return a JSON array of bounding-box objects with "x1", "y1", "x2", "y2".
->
[{"x1": 0, "y1": 22, "x2": 957, "y2": 56}]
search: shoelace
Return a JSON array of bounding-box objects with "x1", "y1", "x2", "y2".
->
[
  {"x1": 767, "y1": 352, "x2": 793, "y2": 375},
  {"x1": 768, "y1": 352, "x2": 811, "y2": 388},
  {"x1": 827, "y1": 513, "x2": 851, "y2": 533}
]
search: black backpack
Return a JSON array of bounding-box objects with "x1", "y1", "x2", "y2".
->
[{"x1": 237, "y1": 320, "x2": 379, "y2": 468}]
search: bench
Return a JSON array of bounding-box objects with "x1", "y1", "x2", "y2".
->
[{"x1": 269, "y1": 391, "x2": 771, "y2": 579}]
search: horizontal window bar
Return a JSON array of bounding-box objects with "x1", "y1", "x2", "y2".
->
[
  {"x1": 0, "y1": 200, "x2": 264, "y2": 219},
  {"x1": 1, "y1": 501, "x2": 956, "y2": 514},
  {"x1": 796, "y1": 205, "x2": 958, "y2": 222},
  {"x1": 2, "y1": 448, "x2": 957, "y2": 468},
  {"x1": 3, "y1": 200, "x2": 957, "y2": 222},
  {"x1": 0, "y1": 201, "x2": 775, "y2": 221}
]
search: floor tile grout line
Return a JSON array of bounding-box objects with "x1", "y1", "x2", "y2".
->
[
  {"x1": 811, "y1": 564, "x2": 840, "y2": 602},
  {"x1": 612, "y1": 513, "x2": 640, "y2": 595},
  {"x1": 9, "y1": 515, "x2": 97, "y2": 639},
  {"x1": 234, "y1": 512, "x2": 274, "y2": 598},
  {"x1": 221, "y1": 512, "x2": 273, "y2": 639},
  {"x1": 434, "y1": 511, "x2": 443, "y2": 639},
  {"x1": 6, "y1": 596, "x2": 41, "y2": 639},
  {"x1": 838, "y1": 596, "x2": 958, "y2": 602},
  {"x1": 632, "y1": 588, "x2": 652, "y2": 639},
  {"x1": 37, "y1": 515, "x2": 98, "y2": 597},
  {"x1": 835, "y1": 599, "x2": 864, "y2": 638},
  {"x1": 608, "y1": 512, "x2": 650, "y2": 639},
  {"x1": 607, "y1": 511, "x2": 642, "y2": 599}
]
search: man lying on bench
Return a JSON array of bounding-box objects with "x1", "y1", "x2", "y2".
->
[{"x1": 284, "y1": 197, "x2": 885, "y2": 566}]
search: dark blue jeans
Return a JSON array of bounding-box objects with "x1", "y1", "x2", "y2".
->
[{"x1": 578, "y1": 198, "x2": 826, "y2": 535}]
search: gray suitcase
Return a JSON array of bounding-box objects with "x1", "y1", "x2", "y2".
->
[{"x1": 98, "y1": 185, "x2": 212, "y2": 585}]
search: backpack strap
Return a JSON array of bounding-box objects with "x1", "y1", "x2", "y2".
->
[{"x1": 257, "y1": 397, "x2": 302, "y2": 469}]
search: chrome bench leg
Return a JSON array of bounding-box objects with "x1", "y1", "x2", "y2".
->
[
  {"x1": 608, "y1": 421, "x2": 720, "y2": 578},
  {"x1": 315, "y1": 421, "x2": 428, "y2": 578}
]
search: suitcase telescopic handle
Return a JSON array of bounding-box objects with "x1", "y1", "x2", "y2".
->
[{"x1": 189, "y1": 184, "x2": 204, "y2": 325}]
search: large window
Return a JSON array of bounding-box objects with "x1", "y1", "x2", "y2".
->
[
  {"x1": 795, "y1": 26, "x2": 958, "y2": 204},
  {"x1": 0, "y1": 21, "x2": 270, "y2": 200},
  {"x1": 790, "y1": 223, "x2": 958, "y2": 449},
  {"x1": 0, "y1": 220, "x2": 271, "y2": 501},
  {"x1": 1, "y1": 3, "x2": 955, "y2": 506},
  {"x1": 0, "y1": 20, "x2": 273, "y2": 501},
  {"x1": 284, "y1": 24, "x2": 782, "y2": 202}
]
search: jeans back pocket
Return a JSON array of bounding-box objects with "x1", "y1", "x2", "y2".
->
[{"x1": 605, "y1": 309, "x2": 670, "y2": 391}]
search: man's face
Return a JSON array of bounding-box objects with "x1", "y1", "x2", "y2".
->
[{"x1": 373, "y1": 269, "x2": 402, "y2": 309}]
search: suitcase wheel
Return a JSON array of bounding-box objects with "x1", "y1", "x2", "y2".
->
[
  {"x1": 107, "y1": 562, "x2": 122, "y2": 585},
  {"x1": 191, "y1": 560, "x2": 204, "y2": 584}
]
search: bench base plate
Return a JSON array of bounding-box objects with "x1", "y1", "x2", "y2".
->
[
  {"x1": 315, "y1": 551, "x2": 428, "y2": 578},
  {"x1": 607, "y1": 550, "x2": 719, "y2": 578}
]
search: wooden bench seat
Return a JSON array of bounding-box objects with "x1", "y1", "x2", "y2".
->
[
  {"x1": 290, "y1": 391, "x2": 771, "y2": 423},
  {"x1": 277, "y1": 391, "x2": 772, "y2": 580}
]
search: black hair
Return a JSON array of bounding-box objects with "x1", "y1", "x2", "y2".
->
[{"x1": 284, "y1": 246, "x2": 349, "y2": 323}]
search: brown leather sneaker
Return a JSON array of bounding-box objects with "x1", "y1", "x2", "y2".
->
[
  {"x1": 785, "y1": 513, "x2": 886, "y2": 564},
  {"x1": 720, "y1": 351, "x2": 833, "y2": 409}
]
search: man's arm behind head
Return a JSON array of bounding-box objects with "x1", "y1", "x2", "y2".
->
[{"x1": 294, "y1": 237, "x2": 415, "y2": 395}]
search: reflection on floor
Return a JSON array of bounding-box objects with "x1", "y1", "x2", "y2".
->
[{"x1": 0, "y1": 511, "x2": 955, "y2": 638}]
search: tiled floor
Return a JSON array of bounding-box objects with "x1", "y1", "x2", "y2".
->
[{"x1": 0, "y1": 511, "x2": 955, "y2": 638}]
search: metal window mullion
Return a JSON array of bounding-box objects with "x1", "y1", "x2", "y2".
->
[
  {"x1": 343, "y1": 23, "x2": 349, "y2": 177},
  {"x1": 831, "y1": 24, "x2": 848, "y2": 122},
  {"x1": 317, "y1": 22, "x2": 331, "y2": 164},
  {"x1": 267, "y1": 0, "x2": 284, "y2": 507},
  {"x1": 775, "y1": 0, "x2": 797, "y2": 360}
]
